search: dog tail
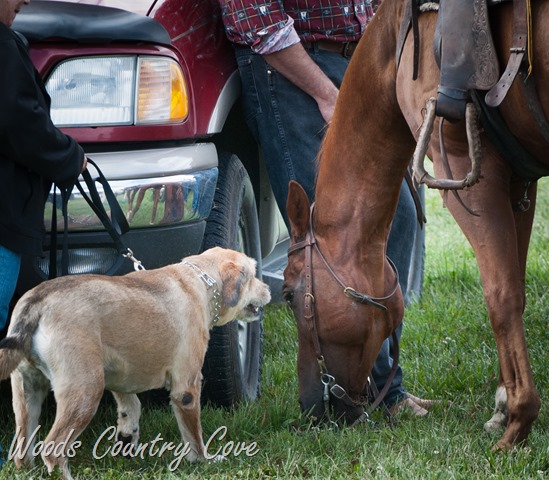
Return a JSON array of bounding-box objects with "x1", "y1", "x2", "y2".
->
[{"x1": 0, "y1": 293, "x2": 41, "y2": 380}]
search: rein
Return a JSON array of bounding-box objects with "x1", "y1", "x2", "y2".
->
[
  {"x1": 50, "y1": 158, "x2": 145, "y2": 278},
  {"x1": 288, "y1": 206, "x2": 401, "y2": 425}
]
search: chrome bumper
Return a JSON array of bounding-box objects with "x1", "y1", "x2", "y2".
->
[{"x1": 45, "y1": 143, "x2": 218, "y2": 231}]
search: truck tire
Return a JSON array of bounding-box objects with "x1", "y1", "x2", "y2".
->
[{"x1": 200, "y1": 153, "x2": 263, "y2": 407}]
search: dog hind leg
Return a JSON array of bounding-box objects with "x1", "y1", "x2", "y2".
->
[
  {"x1": 41, "y1": 380, "x2": 104, "y2": 480},
  {"x1": 170, "y1": 381, "x2": 205, "y2": 462},
  {"x1": 111, "y1": 392, "x2": 141, "y2": 449},
  {"x1": 10, "y1": 363, "x2": 50, "y2": 469}
]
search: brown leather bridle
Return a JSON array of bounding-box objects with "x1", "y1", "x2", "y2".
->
[{"x1": 287, "y1": 206, "x2": 402, "y2": 426}]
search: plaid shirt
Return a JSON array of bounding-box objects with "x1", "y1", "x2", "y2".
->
[{"x1": 219, "y1": 1, "x2": 375, "y2": 54}]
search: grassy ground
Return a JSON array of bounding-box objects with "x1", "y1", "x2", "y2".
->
[{"x1": 1, "y1": 180, "x2": 548, "y2": 479}]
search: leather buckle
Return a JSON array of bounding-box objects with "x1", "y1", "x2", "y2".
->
[
  {"x1": 343, "y1": 42, "x2": 357, "y2": 58},
  {"x1": 330, "y1": 383, "x2": 347, "y2": 400}
]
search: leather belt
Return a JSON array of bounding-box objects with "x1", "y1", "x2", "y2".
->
[{"x1": 302, "y1": 40, "x2": 359, "y2": 59}]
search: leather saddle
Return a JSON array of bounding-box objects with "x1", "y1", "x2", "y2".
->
[{"x1": 433, "y1": 0, "x2": 500, "y2": 121}]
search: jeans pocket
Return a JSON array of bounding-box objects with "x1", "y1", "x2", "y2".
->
[{"x1": 236, "y1": 55, "x2": 262, "y2": 122}]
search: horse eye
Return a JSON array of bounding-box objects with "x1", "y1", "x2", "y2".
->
[{"x1": 282, "y1": 289, "x2": 294, "y2": 305}]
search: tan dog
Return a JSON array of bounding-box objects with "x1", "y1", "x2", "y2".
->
[{"x1": 0, "y1": 247, "x2": 271, "y2": 479}]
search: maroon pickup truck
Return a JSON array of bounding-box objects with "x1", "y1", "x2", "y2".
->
[{"x1": 11, "y1": 0, "x2": 290, "y2": 408}]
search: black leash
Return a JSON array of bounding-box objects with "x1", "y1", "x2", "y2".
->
[{"x1": 49, "y1": 158, "x2": 142, "y2": 279}]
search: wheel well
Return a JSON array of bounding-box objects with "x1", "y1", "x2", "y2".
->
[
  {"x1": 212, "y1": 101, "x2": 261, "y2": 196},
  {"x1": 211, "y1": 102, "x2": 284, "y2": 259}
]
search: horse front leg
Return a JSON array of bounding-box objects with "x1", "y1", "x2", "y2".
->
[
  {"x1": 431, "y1": 140, "x2": 540, "y2": 449},
  {"x1": 484, "y1": 286, "x2": 540, "y2": 449}
]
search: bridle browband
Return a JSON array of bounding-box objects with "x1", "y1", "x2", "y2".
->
[{"x1": 287, "y1": 205, "x2": 401, "y2": 426}]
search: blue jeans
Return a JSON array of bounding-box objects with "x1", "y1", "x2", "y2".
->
[
  {"x1": 236, "y1": 46, "x2": 417, "y2": 408},
  {"x1": 1, "y1": 246, "x2": 22, "y2": 467},
  {"x1": 236, "y1": 45, "x2": 350, "y2": 228},
  {"x1": 370, "y1": 181, "x2": 417, "y2": 407},
  {"x1": 0, "y1": 245, "x2": 21, "y2": 330}
]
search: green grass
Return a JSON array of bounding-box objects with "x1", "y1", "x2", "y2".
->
[{"x1": 1, "y1": 180, "x2": 548, "y2": 479}]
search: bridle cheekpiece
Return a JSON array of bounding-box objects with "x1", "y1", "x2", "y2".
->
[{"x1": 287, "y1": 205, "x2": 401, "y2": 425}]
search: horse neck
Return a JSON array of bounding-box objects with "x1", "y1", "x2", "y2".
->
[
  {"x1": 313, "y1": 150, "x2": 408, "y2": 271},
  {"x1": 313, "y1": 0, "x2": 414, "y2": 272}
]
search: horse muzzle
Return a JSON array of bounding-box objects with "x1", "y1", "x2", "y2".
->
[{"x1": 299, "y1": 378, "x2": 367, "y2": 428}]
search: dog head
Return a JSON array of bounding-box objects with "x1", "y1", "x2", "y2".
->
[
  {"x1": 196, "y1": 248, "x2": 271, "y2": 325},
  {"x1": 218, "y1": 250, "x2": 271, "y2": 325}
]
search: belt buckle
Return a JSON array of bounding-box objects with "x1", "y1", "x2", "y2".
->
[{"x1": 343, "y1": 42, "x2": 355, "y2": 59}]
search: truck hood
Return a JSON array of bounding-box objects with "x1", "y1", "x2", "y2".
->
[
  {"x1": 42, "y1": 0, "x2": 156, "y2": 16},
  {"x1": 13, "y1": 0, "x2": 170, "y2": 45}
]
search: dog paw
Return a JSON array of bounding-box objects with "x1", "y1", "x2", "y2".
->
[
  {"x1": 117, "y1": 433, "x2": 135, "y2": 444},
  {"x1": 115, "y1": 429, "x2": 139, "y2": 456},
  {"x1": 208, "y1": 454, "x2": 226, "y2": 463}
]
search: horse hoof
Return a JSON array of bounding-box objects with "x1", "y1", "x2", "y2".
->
[{"x1": 491, "y1": 438, "x2": 516, "y2": 452}]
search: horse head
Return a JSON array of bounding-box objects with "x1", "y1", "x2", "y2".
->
[{"x1": 284, "y1": 181, "x2": 404, "y2": 426}]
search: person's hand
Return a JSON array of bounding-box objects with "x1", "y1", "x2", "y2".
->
[
  {"x1": 316, "y1": 90, "x2": 338, "y2": 124},
  {"x1": 263, "y1": 44, "x2": 339, "y2": 125},
  {"x1": 81, "y1": 155, "x2": 88, "y2": 172}
]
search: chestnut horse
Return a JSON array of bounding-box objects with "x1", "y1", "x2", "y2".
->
[{"x1": 283, "y1": 0, "x2": 547, "y2": 450}]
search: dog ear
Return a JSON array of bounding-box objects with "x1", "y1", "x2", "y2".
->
[{"x1": 220, "y1": 260, "x2": 248, "y2": 307}]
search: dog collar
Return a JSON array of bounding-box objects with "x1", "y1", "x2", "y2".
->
[{"x1": 181, "y1": 261, "x2": 221, "y2": 324}]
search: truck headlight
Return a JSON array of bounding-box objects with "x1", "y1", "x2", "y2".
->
[{"x1": 46, "y1": 56, "x2": 188, "y2": 127}]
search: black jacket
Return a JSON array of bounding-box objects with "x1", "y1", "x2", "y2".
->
[{"x1": 0, "y1": 24, "x2": 84, "y2": 256}]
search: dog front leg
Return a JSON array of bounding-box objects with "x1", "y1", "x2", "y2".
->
[
  {"x1": 111, "y1": 392, "x2": 141, "y2": 449},
  {"x1": 170, "y1": 384, "x2": 205, "y2": 462}
]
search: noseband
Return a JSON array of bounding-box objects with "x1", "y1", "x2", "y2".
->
[{"x1": 288, "y1": 206, "x2": 401, "y2": 426}]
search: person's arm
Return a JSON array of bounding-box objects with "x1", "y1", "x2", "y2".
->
[
  {"x1": 0, "y1": 33, "x2": 85, "y2": 187},
  {"x1": 263, "y1": 43, "x2": 339, "y2": 124},
  {"x1": 218, "y1": 1, "x2": 338, "y2": 123}
]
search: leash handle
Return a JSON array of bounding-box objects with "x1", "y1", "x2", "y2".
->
[
  {"x1": 76, "y1": 158, "x2": 129, "y2": 240},
  {"x1": 49, "y1": 157, "x2": 142, "y2": 278}
]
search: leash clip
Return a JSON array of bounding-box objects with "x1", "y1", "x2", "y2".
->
[{"x1": 123, "y1": 248, "x2": 146, "y2": 271}]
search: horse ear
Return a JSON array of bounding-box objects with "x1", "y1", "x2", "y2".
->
[{"x1": 287, "y1": 180, "x2": 310, "y2": 239}]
